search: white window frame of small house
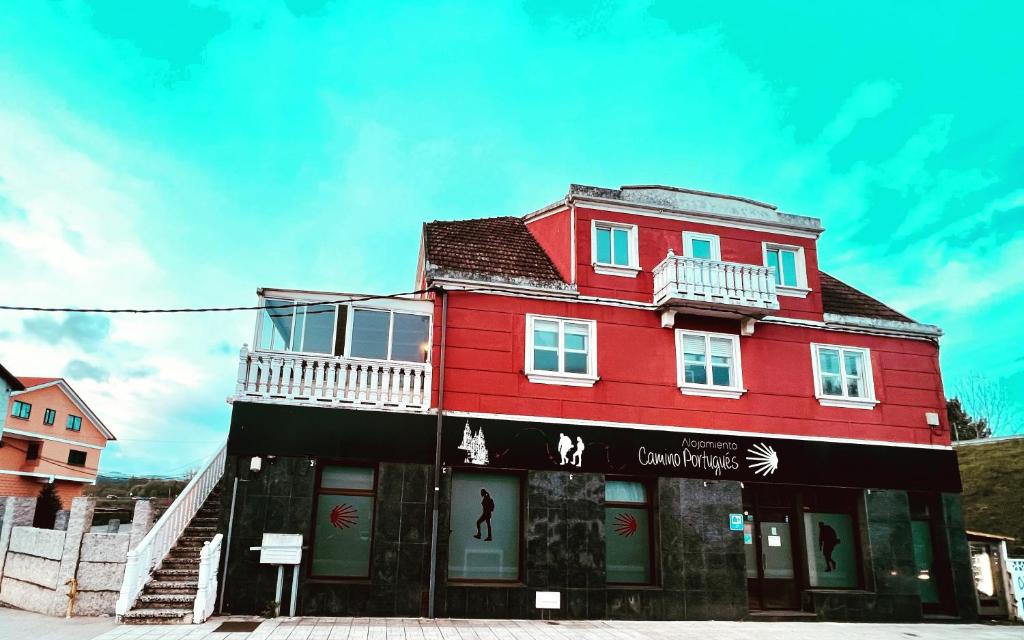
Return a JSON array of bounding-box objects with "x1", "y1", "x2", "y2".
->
[
  {"x1": 591, "y1": 220, "x2": 640, "y2": 277},
  {"x1": 524, "y1": 314, "x2": 599, "y2": 387},
  {"x1": 762, "y1": 242, "x2": 810, "y2": 298},
  {"x1": 674, "y1": 330, "x2": 746, "y2": 399},
  {"x1": 810, "y1": 343, "x2": 878, "y2": 409},
  {"x1": 682, "y1": 231, "x2": 721, "y2": 261},
  {"x1": 344, "y1": 306, "x2": 432, "y2": 364}
]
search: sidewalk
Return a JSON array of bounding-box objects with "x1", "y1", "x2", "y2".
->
[
  {"x1": 88, "y1": 616, "x2": 1022, "y2": 640},
  {"x1": 0, "y1": 605, "x2": 116, "y2": 640}
]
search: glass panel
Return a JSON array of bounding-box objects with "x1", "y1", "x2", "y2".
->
[
  {"x1": 843, "y1": 351, "x2": 863, "y2": 377},
  {"x1": 292, "y1": 307, "x2": 306, "y2": 351},
  {"x1": 818, "y1": 348, "x2": 841, "y2": 374},
  {"x1": 595, "y1": 227, "x2": 612, "y2": 264},
  {"x1": 260, "y1": 299, "x2": 294, "y2": 350},
  {"x1": 766, "y1": 250, "x2": 781, "y2": 285},
  {"x1": 684, "y1": 357, "x2": 707, "y2": 385},
  {"x1": 312, "y1": 494, "x2": 374, "y2": 577},
  {"x1": 803, "y1": 513, "x2": 858, "y2": 587},
  {"x1": 846, "y1": 378, "x2": 862, "y2": 398},
  {"x1": 612, "y1": 228, "x2": 630, "y2": 265},
  {"x1": 780, "y1": 250, "x2": 798, "y2": 287},
  {"x1": 321, "y1": 466, "x2": 375, "y2": 491},
  {"x1": 391, "y1": 313, "x2": 430, "y2": 362},
  {"x1": 563, "y1": 352, "x2": 588, "y2": 374},
  {"x1": 605, "y1": 506, "x2": 651, "y2": 583},
  {"x1": 301, "y1": 304, "x2": 336, "y2": 354},
  {"x1": 690, "y1": 238, "x2": 712, "y2": 260},
  {"x1": 350, "y1": 309, "x2": 390, "y2": 359},
  {"x1": 606, "y1": 480, "x2": 646, "y2": 504},
  {"x1": 533, "y1": 320, "x2": 558, "y2": 348},
  {"x1": 711, "y1": 364, "x2": 732, "y2": 387},
  {"x1": 534, "y1": 349, "x2": 558, "y2": 372},
  {"x1": 912, "y1": 520, "x2": 940, "y2": 604},
  {"x1": 744, "y1": 520, "x2": 758, "y2": 578},
  {"x1": 821, "y1": 374, "x2": 843, "y2": 396},
  {"x1": 563, "y1": 324, "x2": 588, "y2": 351},
  {"x1": 682, "y1": 333, "x2": 706, "y2": 355},
  {"x1": 760, "y1": 521, "x2": 794, "y2": 578},
  {"x1": 448, "y1": 473, "x2": 520, "y2": 581}
]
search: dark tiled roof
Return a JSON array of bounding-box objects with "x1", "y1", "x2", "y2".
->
[
  {"x1": 819, "y1": 272, "x2": 914, "y2": 323},
  {"x1": 423, "y1": 217, "x2": 568, "y2": 286}
]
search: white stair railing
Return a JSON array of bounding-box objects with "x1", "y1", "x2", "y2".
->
[
  {"x1": 193, "y1": 533, "x2": 223, "y2": 623},
  {"x1": 116, "y1": 442, "x2": 227, "y2": 617}
]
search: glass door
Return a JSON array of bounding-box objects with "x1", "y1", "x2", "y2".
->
[{"x1": 744, "y1": 487, "x2": 799, "y2": 610}]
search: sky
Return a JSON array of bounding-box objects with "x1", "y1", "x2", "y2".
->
[{"x1": 0, "y1": 1, "x2": 1021, "y2": 476}]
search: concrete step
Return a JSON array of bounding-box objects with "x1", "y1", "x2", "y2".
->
[
  {"x1": 153, "y1": 568, "x2": 199, "y2": 581},
  {"x1": 162, "y1": 556, "x2": 201, "y2": 568},
  {"x1": 184, "y1": 525, "x2": 217, "y2": 536},
  {"x1": 177, "y1": 536, "x2": 213, "y2": 547},
  {"x1": 121, "y1": 608, "x2": 192, "y2": 625},
  {"x1": 168, "y1": 548, "x2": 201, "y2": 559},
  {"x1": 145, "y1": 580, "x2": 199, "y2": 594},
  {"x1": 138, "y1": 593, "x2": 196, "y2": 609},
  {"x1": 191, "y1": 516, "x2": 219, "y2": 526}
]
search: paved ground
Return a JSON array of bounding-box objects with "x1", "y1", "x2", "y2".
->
[
  {"x1": 85, "y1": 617, "x2": 1022, "y2": 640},
  {"x1": 0, "y1": 605, "x2": 116, "y2": 640}
]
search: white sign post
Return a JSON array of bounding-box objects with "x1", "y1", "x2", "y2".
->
[
  {"x1": 535, "y1": 591, "x2": 560, "y2": 620},
  {"x1": 250, "y1": 533, "x2": 303, "y2": 617}
]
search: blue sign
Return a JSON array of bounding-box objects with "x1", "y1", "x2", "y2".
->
[{"x1": 729, "y1": 513, "x2": 744, "y2": 531}]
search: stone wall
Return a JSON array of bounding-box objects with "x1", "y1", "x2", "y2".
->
[{"x1": 0, "y1": 495, "x2": 153, "y2": 617}]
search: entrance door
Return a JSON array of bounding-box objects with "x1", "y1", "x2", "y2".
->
[{"x1": 744, "y1": 488, "x2": 799, "y2": 610}]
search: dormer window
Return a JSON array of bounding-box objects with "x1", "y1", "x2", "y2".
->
[
  {"x1": 763, "y1": 243, "x2": 809, "y2": 297},
  {"x1": 591, "y1": 221, "x2": 640, "y2": 277}
]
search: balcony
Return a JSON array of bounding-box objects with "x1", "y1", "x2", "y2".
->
[
  {"x1": 234, "y1": 346, "x2": 432, "y2": 411},
  {"x1": 230, "y1": 290, "x2": 433, "y2": 412},
  {"x1": 653, "y1": 251, "x2": 779, "y2": 324}
]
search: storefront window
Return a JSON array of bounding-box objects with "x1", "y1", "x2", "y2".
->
[
  {"x1": 311, "y1": 466, "x2": 375, "y2": 578},
  {"x1": 605, "y1": 479, "x2": 652, "y2": 584},
  {"x1": 801, "y1": 489, "x2": 861, "y2": 588},
  {"x1": 448, "y1": 472, "x2": 520, "y2": 581}
]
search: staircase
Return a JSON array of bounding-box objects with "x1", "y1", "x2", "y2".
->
[
  {"x1": 116, "y1": 443, "x2": 227, "y2": 625},
  {"x1": 121, "y1": 489, "x2": 221, "y2": 624}
]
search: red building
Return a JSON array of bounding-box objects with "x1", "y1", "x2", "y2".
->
[{"x1": 214, "y1": 184, "x2": 973, "y2": 623}]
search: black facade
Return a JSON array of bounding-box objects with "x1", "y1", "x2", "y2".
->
[{"x1": 216, "y1": 402, "x2": 977, "y2": 622}]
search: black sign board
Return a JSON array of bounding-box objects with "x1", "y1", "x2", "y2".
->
[{"x1": 442, "y1": 415, "x2": 961, "y2": 493}]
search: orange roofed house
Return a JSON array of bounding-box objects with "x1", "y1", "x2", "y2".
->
[{"x1": 0, "y1": 376, "x2": 115, "y2": 504}]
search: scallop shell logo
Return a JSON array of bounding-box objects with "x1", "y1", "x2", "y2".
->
[{"x1": 746, "y1": 443, "x2": 779, "y2": 477}]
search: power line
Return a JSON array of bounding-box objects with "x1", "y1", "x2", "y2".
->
[{"x1": 0, "y1": 289, "x2": 435, "y2": 314}]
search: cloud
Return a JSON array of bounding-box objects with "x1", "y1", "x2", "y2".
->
[
  {"x1": 64, "y1": 359, "x2": 110, "y2": 383},
  {"x1": 22, "y1": 314, "x2": 111, "y2": 352},
  {"x1": 820, "y1": 80, "x2": 900, "y2": 148}
]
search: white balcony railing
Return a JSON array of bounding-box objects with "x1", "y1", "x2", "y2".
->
[
  {"x1": 233, "y1": 345, "x2": 433, "y2": 412},
  {"x1": 653, "y1": 251, "x2": 780, "y2": 314}
]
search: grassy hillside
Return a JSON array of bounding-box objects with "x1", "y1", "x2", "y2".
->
[{"x1": 956, "y1": 436, "x2": 1024, "y2": 554}]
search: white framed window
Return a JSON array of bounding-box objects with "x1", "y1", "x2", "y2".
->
[
  {"x1": 525, "y1": 315, "x2": 598, "y2": 387},
  {"x1": 347, "y1": 307, "x2": 432, "y2": 363},
  {"x1": 682, "y1": 231, "x2": 721, "y2": 261},
  {"x1": 591, "y1": 221, "x2": 640, "y2": 277},
  {"x1": 763, "y1": 243, "x2": 809, "y2": 297},
  {"x1": 675, "y1": 330, "x2": 745, "y2": 399},
  {"x1": 257, "y1": 298, "x2": 339, "y2": 355},
  {"x1": 810, "y1": 343, "x2": 877, "y2": 409}
]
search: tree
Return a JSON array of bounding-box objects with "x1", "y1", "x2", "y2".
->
[
  {"x1": 947, "y1": 397, "x2": 991, "y2": 441},
  {"x1": 954, "y1": 372, "x2": 1019, "y2": 437},
  {"x1": 33, "y1": 482, "x2": 63, "y2": 529}
]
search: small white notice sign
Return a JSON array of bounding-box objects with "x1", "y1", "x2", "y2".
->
[
  {"x1": 767, "y1": 535, "x2": 782, "y2": 547},
  {"x1": 535, "y1": 591, "x2": 561, "y2": 609},
  {"x1": 255, "y1": 533, "x2": 303, "y2": 565}
]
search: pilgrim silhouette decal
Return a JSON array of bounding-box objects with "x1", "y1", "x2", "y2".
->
[
  {"x1": 557, "y1": 433, "x2": 586, "y2": 467},
  {"x1": 818, "y1": 521, "x2": 840, "y2": 572},
  {"x1": 473, "y1": 488, "x2": 495, "y2": 541},
  {"x1": 458, "y1": 421, "x2": 489, "y2": 466},
  {"x1": 329, "y1": 504, "x2": 358, "y2": 529}
]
